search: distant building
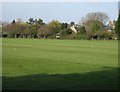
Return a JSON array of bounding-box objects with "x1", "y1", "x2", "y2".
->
[
  {"x1": 104, "y1": 20, "x2": 116, "y2": 33},
  {"x1": 70, "y1": 25, "x2": 77, "y2": 33},
  {"x1": 108, "y1": 20, "x2": 115, "y2": 30}
]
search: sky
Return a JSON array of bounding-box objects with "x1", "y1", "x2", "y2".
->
[
  {"x1": 1, "y1": 2, "x2": 119, "y2": 24},
  {"x1": 1, "y1": 0, "x2": 120, "y2": 2}
]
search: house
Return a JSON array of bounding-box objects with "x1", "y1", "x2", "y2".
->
[
  {"x1": 103, "y1": 20, "x2": 115, "y2": 33},
  {"x1": 69, "y1": 24, "x2": 78, "y2": 33},
  {"x1": 107, "y1": 20, "x2": 115, "y2": 32}
]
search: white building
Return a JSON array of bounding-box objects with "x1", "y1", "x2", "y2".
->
[{"x1": 70, "y1": 25, "x2": 77, "y2": 33}]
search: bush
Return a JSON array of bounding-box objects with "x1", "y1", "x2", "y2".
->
[
  {"x1": 60, "y1": 33, "x2": 75, "y2": 40},
  {"x1": 79, "y1": 26, "x2": 86, "y2": 34},
  {"x1": 104, "y1": 32, "x2": 113, "y2": 40},
  {"x1": 96, "y1": 30, "x2": 105, "y2": 39},
  {"x1": 86, "y1": 35, "x2": 92, "y2": 40},
  {"x1": 74, "y1": 34, "x2": 87, "y2": 40},
  {"x1": 47, "y1": 35, "x2": 56, "y2": 39},
  {"x1": 60, "y1": 28, "x2": 72, "y2": 36}
]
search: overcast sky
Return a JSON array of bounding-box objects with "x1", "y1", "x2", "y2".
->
[{"x1": 2, "y1": 2, "x2": 119, "y2": 24}]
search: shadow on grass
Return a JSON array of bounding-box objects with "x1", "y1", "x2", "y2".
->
[{"x1": 2, "y1": 67, "x2": 119, "y2": 90}]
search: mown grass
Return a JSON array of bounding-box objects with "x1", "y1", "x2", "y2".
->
[{"x1": 2, "y1": 38, "x2": 118, "y2": 90}]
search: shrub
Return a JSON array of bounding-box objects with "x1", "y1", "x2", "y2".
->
[
  {"x1": 78, "y1": 26, "x2": 86, "y2": 34},
  {"x1": 104, "y1": 32, "x2": 113, "y2": 40},
  {"x1": 74, "y1": 34, "x2": 87, "y2": 40},
  {"x1": 60, "y1": 28, "x2": 72, "y2": 36},
  {"x1": 60, "y1": 33, "x2": 75, "y2": 40}
]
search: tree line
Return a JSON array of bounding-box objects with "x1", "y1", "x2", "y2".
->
[{"x1": 1, "y1": 12, "x2": 119, "y2": 40}]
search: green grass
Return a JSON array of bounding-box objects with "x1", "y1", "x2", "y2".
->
[
  {"x1": 0, "y1": 38, "x2": 2, "y2": 75},
  {"x1": 2, "y1": 38, "x2": 118, "y2": 90}
]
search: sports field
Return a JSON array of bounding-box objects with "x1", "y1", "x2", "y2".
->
[{"x1": 2, "y1": 38, "x2": 118, "y2": 90}]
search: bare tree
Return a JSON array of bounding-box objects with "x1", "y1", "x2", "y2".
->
[{"x1": 80, "y1": 12, "x2": 109, "y2": 25}]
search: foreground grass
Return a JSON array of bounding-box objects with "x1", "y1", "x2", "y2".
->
[
  {"x1": 2, "y1": 38, "x2": 118, "y2": 90},
  {"x1": 0, "y1": 38, "x2": 2, "y2": 91},
  {"x1": 0, "y1": 38, "x2": 2, "y2": 75}
]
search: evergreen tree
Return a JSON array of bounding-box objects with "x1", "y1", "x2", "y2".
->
[{"x1": 115, "y1": 14, "x2": 120, "y2": 39}]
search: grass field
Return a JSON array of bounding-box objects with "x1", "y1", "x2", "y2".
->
[{"x1": 2, "y1": 38, "x2": 118, "y2": 90}]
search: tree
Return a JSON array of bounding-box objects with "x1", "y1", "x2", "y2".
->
[
  {"x1": 60, "y1": 23, "x2": 68, "y2": 30},
  {"x1": 96, "y1": 30, "x2": 105, "y2": 39},
  {"x1": 60, "y1": 28, "x2": 72, "y2": 36},
  {"x1": 27, "y1": 18, "x2": 35, "y2": 25},
  {"x1": 91, "y1": 20, "x2": 103, "y2": 32},
  {"x1": 33, "y1": 19, "x2": 45, "y2": 32},
  {"x1": 26, "y1": 18, "x2": 45, "y2": 38},
  {"x1": 79, "y1": 26, "x2": 86, "y2": 34},
  {"x1": 3, "y1": 21, "x2": 28, "y2": 38},
  {"x1": 35, "y1": 18, "x2": 45, "y2": 25},
  {"x1": 82, "y1": 21, "x2": 103, "y2": 32},
  {"x1": 80, "y1": 12, "x2": 109, "y2": 31},
  {"x1": 47, "y1": 20, "x2": 61, "y2": 33},
  {"x1": 79, "y1": 12, "x2": 108, "y2": 39},
  {"x1": 84, "y1": 12, "x2": 109, "y2": 24},
  {"x1": 11, "y1": 22, "x2": 27, "y2": 38},
  {"x1": 115, "y1": 14, "x2": 120, "y2": 39},
  {"x1": 37, "y1": 25, "x2": 55, "y2": 38},
  {"x1": 2, "y1": 23, "x2": 16, "y2": 38}
]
